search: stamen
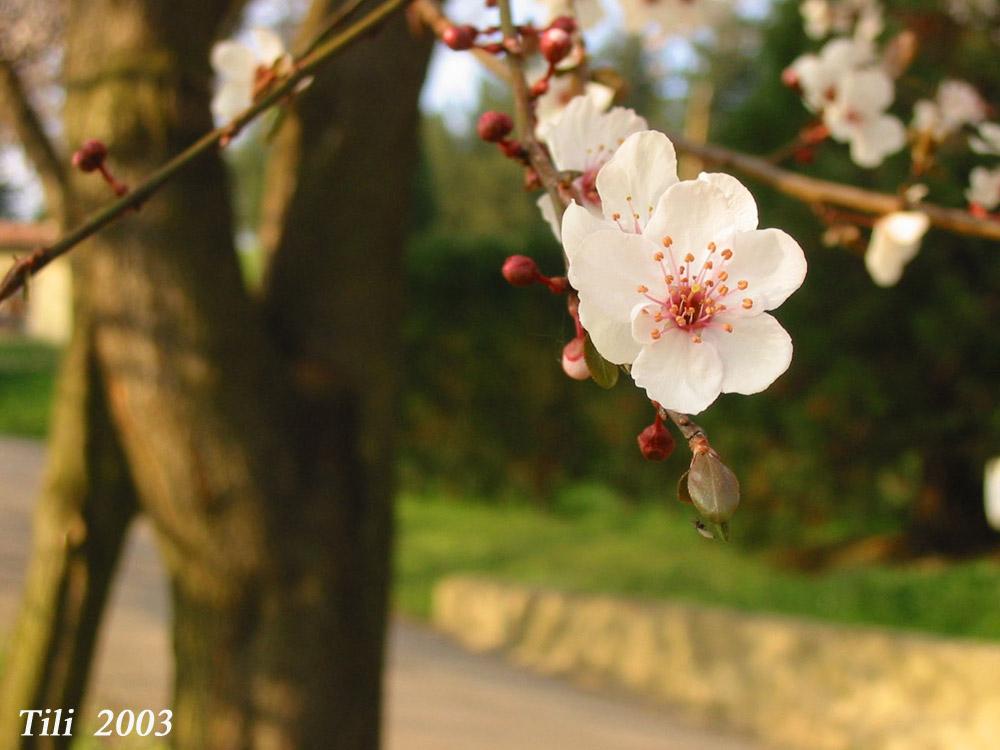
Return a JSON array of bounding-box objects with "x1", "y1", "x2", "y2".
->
[
  {"x1": 718, "y1": 271, "x2": 729, "y2": 281},
  {"x1": 737, "y1": 280, "x2": 748, "y2": 290},
  {"x1": 684, "y1": 253, "x2": 695, "y2": 263},
  {"x1": 723, "y1": 323, "x2": 733, "y2": 333},
  {"x1": 707, "y1": 242, "x2": 716, "y2": 251},
  {"x1": 721, "y1": 249, "x2": 733, "y2": 260},
  {"x1": 742, "y1": 298, "x2": 753, "y2": 309},
  {"x1": 637, "y1": 284, "x2": 648, "y2": 293},
  {"x1": 717, "y1": 285, "x2": 729, "y2": 296},
  {"x1": 662, "y1": 236, "x2": 673, "y2": 247},
  {"x1": 650, "y1": 329, "x2": 662, "y2": 340},
  {"x1": 691, "y1": 335, "x2": 702, "y2": 344},
  {"x1": 653, "y1": 251, "x2": 664, "y2": 261}
]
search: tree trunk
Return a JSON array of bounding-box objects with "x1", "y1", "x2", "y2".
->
[
  {"x1": 0, "y1": 319, "x2": 136, "y2": 750},
  {"x1": 33, "y1": 0, "x2": 432, "y2": 747}
]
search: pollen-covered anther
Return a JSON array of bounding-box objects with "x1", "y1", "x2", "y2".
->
[
  {"x1": 723, "y1": 323, "x2": 734, "y2": 333},
  {"x1": 721, "y1": 249, "x2": 733, "y2": 260},
  {"x1": 717, "y1": 285, "x2": 729, "y2": 296},
  {"x1": 637, "y1": 284, "x2": 649, "y2": 293},
  {"x1": 653, "y1": 251, "x2": 664, "y2": 261},
  {"x1": 684, "y1": 253, "x2": 695, "y2": 263},
  {"x1": 654, "y1": 312, "x2": 664, "y2": 322},
  {"x1": 742, "y1": 298, "x2": 753, "y2": 309},
  {"x1": 718, "y1": 271, "x2": 729, "y2": 281},
  {"x1": 737, "y1": 280, "x2": 748, "y2": 290},
  {"x1": 707, "y1": 242, "x2": 717, "y2": 251},
  {"x1": 612, "y1": 212, "x2": 622, "y2": 221},
  {"x1": 691, "y1": 334, "x2": 703, "y2": 344},
  {"x1": 704, "y1": 261, "x2": 713, "y2": 270},
  {"x1": 675, "y1": 315, "x2": 686, "y2": 326},
  {"x1": 651, "y1": 329, "x2": 662, "y2": 340},
  {"x1": 662, "y1": 236, "x2": 673, "y2": 247}
]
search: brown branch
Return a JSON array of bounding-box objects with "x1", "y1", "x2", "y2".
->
[
  {"x1": 408, "y1": 0, "x2": 509, "y2": 81},
  {"x1": 0, "y1": 56, "x2": 68, "y2": 218},
  {"x1": 0, "y1": 0, "x2": 408, "y2": 306},
  {"x1": 667, "y1": 132, "x2": 1000, "y2": 243},
  {"x1": 658, "y1": 406, "x2": 712, "y2": 455}
]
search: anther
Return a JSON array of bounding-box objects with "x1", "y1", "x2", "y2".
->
[
  {"x1": 742, "y1": 298, "x2": 753, "y2": 309},
  {"x1": 718, "y1": 271, "x2": 729, "y2": 281},
  {"x1": 651, "y1": 329, "x2": 662, "y2": 340},
  {"x1": 684, "y1": 253, "x2": 695, "y2": 263},
  {"x1": 722, "y1": 249, "x2": 733, "y2": 260},
  {"x1": 662, "y1": 236, "x2": 673, "y2": 247},
  {"x1": 654, "y1": 251, "x2": 664, "y2": 261},
  {"x1": 691, "y1": 335, "x2": 702, "y2": 344},
  {"x1": 723, "y1": 323, "x2": 733, "y2": 333},
  {"x1": 707, "y1": 241, "x2": 716, "y2": 251},
  {"x1": 637, "y1": 284, "x2": 648, "y2": 293},
  {"x1": 737, "y1": 280, "x2": 748, "y2": 290}
]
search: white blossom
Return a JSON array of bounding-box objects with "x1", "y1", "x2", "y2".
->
[
  {"x1": 970, "y1": 122, "x2": 1000, "y2": 156},
  {"x1": 210, "y1": 29, "x2": 289, "y2": 124},
  {"x1": 535, "y1": 77, "x2": 615, "y2": 140},
  {"x1": 911, "y1": 80, "x2": 986, "y2": 142},
  {"x1": 540, "y1": 0, "x2": 604, "y2": 29},
  {"x1": 864, "y1": 211, "x2": 930, "y2": 287},
  {"x1": 790, "y1": 37, "x2": 875, "y2": 111},
  {"x1": 966, "y1": 165, "x2": 1000, "y2": 211},
  {"x1": 562, "y1": 131, "x2": 807, "y2": 414},
  {"x1": 619, "y1": 0, "x2": 725, "y2": 36},
  {"x1": 800, "y1": 0, "x2": 883, "y2": 41},
  {"x1": 537, "y1": 96, "x2": 647, "y2": 237},
  {"x1": 824, "y1": 68, "x2": 905, "y2": 167}
]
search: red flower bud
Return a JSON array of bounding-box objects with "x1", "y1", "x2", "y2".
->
[
  {"x1": 531, "y1": 78, "x2": 550, "y2": 97},
  {"x1": 498, "y1": 139, "x2": 526, "y2": 160},
  {"x1": 562, "y1": 337, "x2": 590, "y2": 380},
  {"x1": 637, "y1": 417, "x2": 675, "y2": 461},
  {"x1": 781, "y1": 66, "x2": 801, "y2": 92},
  {"x1": 546, "y1": 275, "x2": 569, "y2": 294},
  {"x1": 539, "y1": 27, "x2": 573, "y2": 64},
  {"x1": 477, "y1": 110, "x2": 514, "y2": 143},
  {"x1": 502, "y1": 255, "x2": 540, "y2": 286},
  {"x1": 442, "y1": 24, "x2": 477, "y2": 51},
  {"x1": 72, "y1": 139, "x2": 108, "y2": 173},
  {"x1": 548, "y1": 16, "x2": 578, "y2": 34}
]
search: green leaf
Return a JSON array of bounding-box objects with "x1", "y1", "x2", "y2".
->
[{"x1": 583, "y1": 335, "x2": 619, "y2": 389}]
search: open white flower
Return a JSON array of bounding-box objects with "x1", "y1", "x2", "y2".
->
[
  {"x1": 789, "y1": 37, "x2": 875, "y2": 111},
  {"x1": 619, "y1": 0, "x2": 724, "y2": 36},
  {"x1": 970, "y1": 122, "x2": 1000, "y2": 156},
  {"x1": 911, "y1": 80, "x2": 986, "y2": 142},
  {"x1": 824, "y1": 68, "x2": 905, "y2": 167},
  {"x1": 540, "y1": 0, "x2": 604, "y2": 29},
  {"x1": 535, "y1": 77, "x2": 615, "y2": 140},
  {"x1": 800, "y1": 0, "x2": 883, "y2": 41},
  {"x1": 864, "y1": 211, "x2": 930, "y2": 287},
  {"x1": 562, "y1": 131, "x2": 807, "y2": 414},
  {"x1": 211, "y1": 29, "x2": 289, "y2": 124},
  {"x1": 537, "y1": 96, "x2": 647, "y2": 237},
  {"x1": 966, "y1": 165, "x2": 1000, "y2": 211}
]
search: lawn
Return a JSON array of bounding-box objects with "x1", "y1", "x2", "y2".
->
[
  {"x1": 394, "y1": 491, "x2": 1000, "y2": 641},
  {"x1": 0, "y1": 338, "x2": 59, "y2": 438},
  {"x1": 2, "y1": 338, "x2": 997, "y2": 642}
]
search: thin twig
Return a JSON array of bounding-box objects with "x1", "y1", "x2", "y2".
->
[
  {"x1": 409, "y1": 0, "x2": 509, "y2": 81},
  {"x1": 668, "y1": 132, "x2": 1000, "y2": 242},
  {"x1": 0, "y1": 0, "x2": 408, "y2": 305},
  {"x1": 658, "y1": 406, "x2": 712, "y2": 455}
]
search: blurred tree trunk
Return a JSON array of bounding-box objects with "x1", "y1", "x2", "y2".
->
[
  {"x1": 910, "y1": 448, "x2": 996, "y2": 554},
  {"x1": 0, "y1": 0, "x2": 428, "y2": 748}
]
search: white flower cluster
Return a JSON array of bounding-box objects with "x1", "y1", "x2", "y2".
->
[
  {"x1": 800, "y1": 0, "x2": 883, "y2": 41},
  {"x1": 788, "y1": 36, "x2": 904, "y2": 167},
  {"x1": 210, "y1": 29, "x2": 291, "y2": 124}
]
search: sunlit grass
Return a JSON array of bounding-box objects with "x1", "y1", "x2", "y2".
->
[
  {"x1": 0, "y1": 338, "x2": 59, "y2": 438},
  {"x1": 394, "y1": 491, "x2": 1000, "y2": 640}
]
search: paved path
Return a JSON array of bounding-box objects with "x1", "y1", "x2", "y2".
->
[{"x1": 0, "y1": 438, "x2": 759, "y2": 749}]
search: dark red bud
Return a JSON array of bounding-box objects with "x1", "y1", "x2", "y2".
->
[
  {"x1": 498, "y1": 139, "x2": 527, "y2": 160},
  {"x1": 539, "y1": 27, "x2": 573, "y2": 64},
  {"x1": 561, "y1": 337, "x2": 590, "y2": 380},
  {"x1": 480, "y1": 42, "x2": 505, "y2": 54},
  {"x1": 531, "y1": 77, "x2": 550, "y2": 97},
  {"x1": 72, "y1": 139, "x2": 108, "y2": 173},
  {"x1": 477, "y1": 110, "x2": 514, "y2": 143},
  {"x1": 548, "y1": 16, "x2": 578, "y2": 34},
  {"x1": 637, "y1": 418, "x2": 676, "y2": 461},
  {"x1": 502, "y1": 255, "x2": 539, "y2": 286},
  {"x1": 442, "y1": 24, "x2": 477, "y2": 51},
  {"x1": 793, "y1": 146, "x2": 815, "y2": 164}
]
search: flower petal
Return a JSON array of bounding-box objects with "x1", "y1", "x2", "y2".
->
[
  {"x1": 560, "y1": 201, "x2": 607, "y2": 260},
  {"x1": 697, "y1": 173, "x2": 759, "y2": 232},
  {"x1": 643, "y1": 179, "x2": 740, "y2": 264},
  {"x1": 212, "y1": 83, "x2": 253, "y2": 124},
  {"x1": 211, "y1": 41, "x2": 256, "y2": 81},
  {"x1": 701, "y1": 313, "x2": 793, "y2": 395},
  {"x1": 849, "y1": 113, "x2": 905, "y2": 168},
  {"x1": 631, "y1": 327, "x2": 724, "y2": 414},
  {"x1": 569, "y1": 230, "x2": 663, "y2": 364},
  {"x1": 252, "y1": 28, "x2": 286, "y2": 65},
  {"x1": 538, "y1": 194, "x2": 562, "y2": 241},
  {"x1": 721, "y1": 228, "x2": 807, "y2": 313},
  {"x1": 595, "y1": 131, "x2": 678, "y2": 231}
]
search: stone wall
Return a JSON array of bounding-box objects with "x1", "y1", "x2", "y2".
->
[{"x1": 432, "y1": 576, "x2": 1000, "y2": 750}]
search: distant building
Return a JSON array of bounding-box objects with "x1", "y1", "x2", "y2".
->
[{"x1": 0, "y1": 221, "x2": 71, "y2": 343}]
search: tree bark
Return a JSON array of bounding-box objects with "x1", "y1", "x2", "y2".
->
[{"x1": 0, "y1": 319, "x2": 137, "y2": 750}]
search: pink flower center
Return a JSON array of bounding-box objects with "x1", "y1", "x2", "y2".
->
[{"x1": 637, "y1": 237, "x2": 753, "y2": 344}]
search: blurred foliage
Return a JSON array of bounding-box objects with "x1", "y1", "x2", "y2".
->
[
  {"x1": 0, "y1": 339, "x2": 57, "y2": 438},
  {"x1": 399, "y1": 0, "x2": 1000, "y2": 549}
]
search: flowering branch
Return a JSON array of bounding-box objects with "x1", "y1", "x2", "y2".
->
[
  {"x1": 667, "y1": 131, "x2": 1000, "y2": 243},
  {"x1": 409, "y1": 0, "x2": 509, "y2": 81},
  {"x1": 0, "y1": 0, "x2": 408, "y2": 306}
]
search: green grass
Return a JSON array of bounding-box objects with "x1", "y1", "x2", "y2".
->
[
  {"x1": 394, "y1": 491, "x2": 1000, "y2": 640},
  {"x1": 0, "y1": 338, "x2": 59, "y2": 438}
]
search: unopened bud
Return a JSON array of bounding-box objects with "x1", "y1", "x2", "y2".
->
[
  {"x1": 539, "y1": 27, "x2": 573, "y2": 64},
  {"x1": 548, "y1": 16, "x2": 578, "y2": 34},
  {"x1": 477, "y1": 111, "x2": 514, "y2": 143},
  {"x1": 498, "y1": 139, "x2": 526, "y2": 160},
  {"x1": 531, "y1": 78, "x2": 550, "y2": 97},
  {"x1": 442, "y1": 24, "x2": 478, "y2": 51},
  {"x1": 502, "y1": 254, "x2": 539, "y2": 286},
  {"x1": 637, "y1": 417, "x2": 675, "y2": 461},
  {"x1": 687, "y1": 452, "x2": 740, "y2": 524},
  {"x1": 72, "y1": 139, "x2": 108, "y2": 172},
  {"x1": 781, "y1": 66, "x2": 800, "y2": 91},
  {"x1": 561, "y1": 337, "x2": 590, "y2": 380}
]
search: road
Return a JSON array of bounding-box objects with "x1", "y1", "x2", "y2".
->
[{"x1": 0, "y1": 437, "x2": 758, "y2": 749}]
